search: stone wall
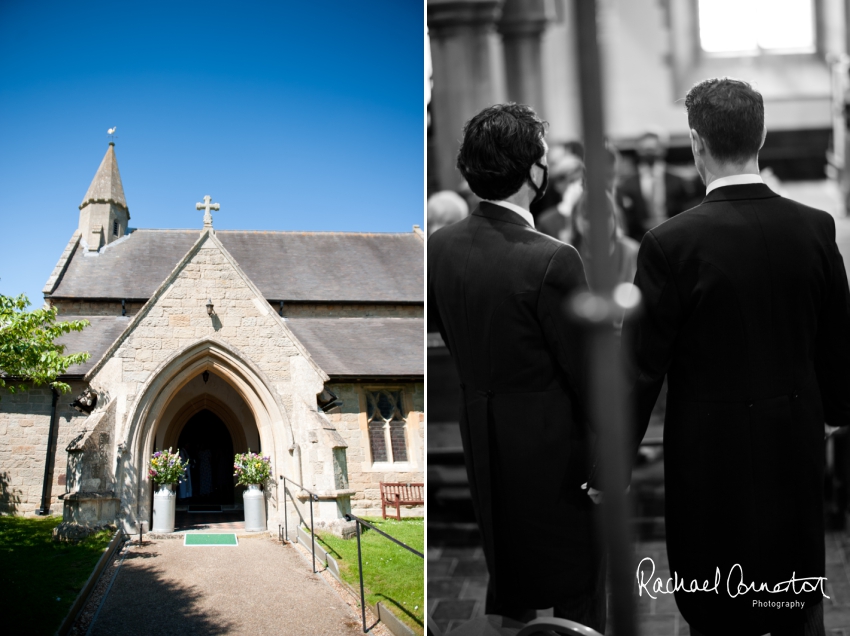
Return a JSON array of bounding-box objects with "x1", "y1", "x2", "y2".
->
[
  {"x1": 0, "y1": 381, "x2": 88, "y2": 515},
  {"x1": 327, "y1": 382, "x2": 424, "y2": 518},
  {"x1": 106, "y1": 240, "x2": 306, "y2": 391},
  {"x1": 82, "y1": 233, "x2": 334, "y2": 531}
]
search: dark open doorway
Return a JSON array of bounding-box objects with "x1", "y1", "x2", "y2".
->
[{"x1": 176, "y1": 409, "x2": 235, "y2": 506}]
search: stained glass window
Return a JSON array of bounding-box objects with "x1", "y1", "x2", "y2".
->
[{"x1": 366, "y1": 390, "x2": 408, "y2": 463}]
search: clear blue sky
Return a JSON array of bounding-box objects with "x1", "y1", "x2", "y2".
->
[{"x1": 0, "y1": 0, "x2": 424, "y2": 306}]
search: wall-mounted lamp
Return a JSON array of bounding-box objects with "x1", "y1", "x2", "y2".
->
[
  {"x1": 202, "y1": 371, "x2": 210, "y2": 384},
  {"x1": 206, "y1": 299, "x2": 214, "y2": 316},
  {"x1": 317, "y1": 387, "x2": 343, "y2": 413},
  {"x1": 71, "y1": 387, "x2": 98, "y2": 414}
]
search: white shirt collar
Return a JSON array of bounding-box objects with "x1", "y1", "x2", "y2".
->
[
  {"x1": 489, "y1": 200, "x2": 535, "y2": 228},
  {"x1": 706, "y1": 174, "x2": 764, "y2": 195}
]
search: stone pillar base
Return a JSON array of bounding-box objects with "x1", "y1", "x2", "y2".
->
[{"x1": 60, "y1": 491, "x2": 120, "y2": 526}]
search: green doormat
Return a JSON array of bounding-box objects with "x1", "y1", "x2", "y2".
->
[{"x1": 184, "y1": 533, "x2": 238, "y2": 546}]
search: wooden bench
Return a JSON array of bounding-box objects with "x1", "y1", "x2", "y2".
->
[{"x1": 380, "y1": 482, "x2": 424, "y2": 520}]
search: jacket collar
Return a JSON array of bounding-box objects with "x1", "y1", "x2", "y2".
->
[
  {"x1": 473, "y1": 201, "x2": 534, "y2": 228},
  {"x1": 701, "y1": 183, "x2": 779, "y2": 205}
]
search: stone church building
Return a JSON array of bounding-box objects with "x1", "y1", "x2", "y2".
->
[{"x1": 0, "y1": 143, "x2": 424, "y2": 534}]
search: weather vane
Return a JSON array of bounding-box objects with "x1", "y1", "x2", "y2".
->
[{"x1": 107, "y1": 126, "x2": 118, "y2": 143}]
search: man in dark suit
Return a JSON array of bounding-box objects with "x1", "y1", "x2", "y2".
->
[
  {"x1": 428, "y1": 103, "x2": 604, "y2": 630},
  {"x1": 624, "y1": 78, "x2": 850, "y2": 635},
  {"x1": 617, "y1": 129, "x2": 693, "y2": 241}
]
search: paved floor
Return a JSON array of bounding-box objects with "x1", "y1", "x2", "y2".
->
[
  {"x1": 88, "y1": 535, "x2": 363, "y2": 635},
  {"x1": 428, "y1": 531, "x2": 850, "y2": 635}
]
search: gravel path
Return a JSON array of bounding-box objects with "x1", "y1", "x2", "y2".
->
[{"x1": 86, "y1": 535, "x2": 363, "y2": 635}]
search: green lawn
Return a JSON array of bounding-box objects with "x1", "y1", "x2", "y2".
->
[
  {"x1": 0, "y1": 516, "x2": 114, "y2": 635},
  {"x1": 315, "y1": 517, "x2": 424, "y2": 633}
]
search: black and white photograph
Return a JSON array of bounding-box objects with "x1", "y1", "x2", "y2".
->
[{"x1": 427, "y1": 1, "x2": 850, "y2": 635}]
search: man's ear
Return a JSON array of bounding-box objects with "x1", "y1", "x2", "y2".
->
[
  {"x1": 759, "y1": 125, "x2": 767, "y2": 150},
  {"x1": 689, "y1": 129, "x2": 703, "y2": 156}
]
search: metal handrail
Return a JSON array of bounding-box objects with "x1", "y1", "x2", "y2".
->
[
  {"x1": 280, "y1": 476, "x2": 320, "y2": 573},
  {"x1": 344, "y1": 512, "x2": 424, "y2": 633}
]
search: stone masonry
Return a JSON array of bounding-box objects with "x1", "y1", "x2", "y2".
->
[
  {"x1": 0, "y1": 382, "x2": 88, "y2": 515},
  {"x1": 72, "y1": 230, "x2": 359, "y2": 531},
  {"x1": 327, "y1": 382, "x2": 425, "y2": 517}
]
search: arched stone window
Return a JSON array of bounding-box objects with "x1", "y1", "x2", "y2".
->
[{"x1": 366, "y1": 389, "x2": 408, "y2": 463}]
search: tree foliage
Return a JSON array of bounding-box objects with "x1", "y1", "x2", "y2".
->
[{"x1": 0, "y1": 294, "x2": 90, "y2": 397}]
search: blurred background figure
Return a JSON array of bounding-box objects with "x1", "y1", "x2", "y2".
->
[
  {"x1": 427, "y1": 190, "x2": 469, "y2": 237},
  {"x1": 455, "y1": 179, "x2": 481, "y2": 219},
  {"x1": 537, "y1": 143, "x2": 623, "y2": 245},
  {"x1": 572, "y1": 191, "x2": 638, "y2": 295},
  {"x1": 539, "y1": 143, "x2": 636, "y2": 294},
  {"x1": 536, "y1": 150, "x2": 585, "y2": 242},
  {"x1": 616, "y1": 129, "x2": 692, "y2": 240},
  {"x1": 531, "y1": 140, "x2": 585, "y2": 218}
]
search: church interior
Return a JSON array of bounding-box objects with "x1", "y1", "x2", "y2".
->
[{"x1": 427, "y1": 0, "x2": 850, "y2": 633}]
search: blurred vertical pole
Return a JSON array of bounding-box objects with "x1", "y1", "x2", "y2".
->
[{"x1": 573, "y1": 1, "x2": 637, "y2": 635}]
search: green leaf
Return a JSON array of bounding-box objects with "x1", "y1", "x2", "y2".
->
[{"x1": 0, "y1": 294, "x2": 91, "y2": 401}]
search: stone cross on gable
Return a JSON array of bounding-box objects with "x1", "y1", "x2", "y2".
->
[{"x1": 196, "y1": 195, "x2": 220, "y2": 229}]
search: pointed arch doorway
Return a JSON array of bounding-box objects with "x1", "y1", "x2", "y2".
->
[
  {"x1": 150, "y1": 369, "x2": 266, "y2": 529},
  {"x1": 176, "y1": 410, "x2": 235, "y2": 507},
  {"x1": 120, "y1": 338, "x2": 296, "y2": 535}
]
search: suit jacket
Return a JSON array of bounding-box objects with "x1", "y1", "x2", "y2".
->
[
  {"x1": 428, "y1": 202, "x2": 599, "y2": 608},
  {"x1": 625, "y1": 184, "x2": 850, "y2": 635},
  {"x1": 617, "y1": 169, "x2": 692, "y2": 241}
]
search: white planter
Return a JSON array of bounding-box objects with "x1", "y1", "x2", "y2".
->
[
  {"x1": 243, "y1": 484, "x2": 266, "y2": 532},
  {"x1": 152, "y1": 483, "x2": 176, "y2": 533}
]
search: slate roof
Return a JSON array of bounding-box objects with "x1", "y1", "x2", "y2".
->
[
  {"x1": 54, "y1": 316, "x2": 423, "y2": 379},
  {"x1": 55, "y1": 316, "x2": 132, "y2": 376},
  {"x1": 80, "y1": 144, "x2": 128, "y2": 211},
  {"x1": 48, "y1": 229, "x2": 423, "y2": 303},
  {"x1": 286, "y1": 318, "x2": 424, "y2": 377}
]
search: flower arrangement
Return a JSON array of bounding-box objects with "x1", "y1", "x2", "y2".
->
[
  {"x1": 148, "y1": 448, "x2": 188, "y2": 485},
  {"x1": 234, "y1": 450, "x2": 272, "y2": 486}
]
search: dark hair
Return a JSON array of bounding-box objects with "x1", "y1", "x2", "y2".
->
[
  {"x1": 685, "y1": 78, "x2": 764, "y2": 163},
  {"x1": 456, "y1": 103, "x2": 547, "y2": 200}
]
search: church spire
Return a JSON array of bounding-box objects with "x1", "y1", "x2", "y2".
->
[
  {"x1": 80, "y1": 143, "x2": 128, "y2": 211},
  {"x1": 78, "y1": 143, "x2": 130, "y2": 252}
]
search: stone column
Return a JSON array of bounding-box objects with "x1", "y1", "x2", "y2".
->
[
  {"x1": 539, "y1": 0, "x2": 582, "y2": 142},
  {"x1": 498, "y1": 0, "x2": 555, "y2": 114},
  {"x1": 428, "y1": 0, "x2": 507, "y2": 192}
]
